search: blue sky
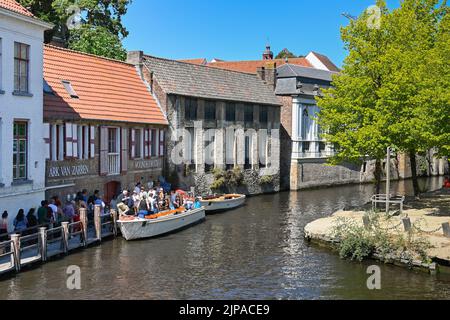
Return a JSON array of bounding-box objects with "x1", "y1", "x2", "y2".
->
[{"x1": 123, "y1": 0, "x2": 398, "y2": 67}]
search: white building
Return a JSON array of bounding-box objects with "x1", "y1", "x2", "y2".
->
[{"x1": 0, "y1": 1, "x2": 52, "y2": 230}]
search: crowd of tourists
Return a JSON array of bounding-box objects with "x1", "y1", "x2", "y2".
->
[
  {"x1": 0, "y1": 189, "x2": 107, "y2": 241},
  {"x1": 113, "y1": 181, "x2": 201, "y2": 217},
  {"x1": 0, "y1": 179, "x2": 202, "y2": 241}
]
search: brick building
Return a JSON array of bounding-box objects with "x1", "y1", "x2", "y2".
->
[
  {"x1": 43, "y1": 46, "x2": 167, "y2": 203},
  {"x1": 127, "y1": 52, "x2": 282, "y2": 196}
]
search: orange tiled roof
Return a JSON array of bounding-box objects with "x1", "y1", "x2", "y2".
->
[
  {"x1": 178, "y1": 58, "x2": 207, "y2": 65},
  {"x1": 207, "y1": 57, "x2": 312, "y2": 74},
  {"x1": 0, "y1": 0, "x2": 33, "y2": 17},
  {"x1": 44, "y1": 45, "x2": 167, "y2": 125}
]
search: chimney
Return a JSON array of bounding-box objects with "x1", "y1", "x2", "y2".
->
[
  {"x1": 127, "y1": 51, "x2": 153, "y2": 93},
  {"x1": 256, "y1": 62, "x2": 277, "y2": 90},
  {"x1": 263, "y1": 44, "x2": 273, "y2": 60}
]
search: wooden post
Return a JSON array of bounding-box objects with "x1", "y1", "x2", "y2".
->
[
  {"x1": 10, "y1": 234, "x2": 21, "y2": 272},
  {"x1": 39, "y1": 227, "x2": 47, "y2": 262},
  {"x1": 443, "y1": 222, "x2": 450, "y2": 238},
  {"x1": 111, "y1": 209, "x2": 118, "y2": 237},
  {"x1": 61, "y1": 222, "x2": 69, "y2": 253},
  {"x1": 362, "y1": 216, "x2": 371, "y2": 230},
  {"x1": 94, "y1": 205, "x2": 102, "y2": 241},
  {"x1": 79, "y1": 208, "x2": 88, "y2": 247},
  {"x1": 402, "y1": 218, "x2": 412, "y2": 232}
]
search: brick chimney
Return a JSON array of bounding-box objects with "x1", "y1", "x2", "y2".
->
[
  {"x1": 256, "y1": 62, "x2": 277, "y2": 90},
  {"x1": 127, "y1": 51, "x2": 154, "y2": 93},
  {"x1": 263, "y1": 44, "x2": 273, "y2": 60}
]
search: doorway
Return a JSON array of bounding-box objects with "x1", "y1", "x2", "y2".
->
[{"x1": 105, "y1": 181, "x2": 121, "y2": 205}]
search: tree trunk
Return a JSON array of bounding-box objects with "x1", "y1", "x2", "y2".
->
[
  {"x1": 375, "y1": 159, "x2": 382, "y2": 194},
  {"x1": 409, "y1": 150, "x2": 420, "y2": 198}
]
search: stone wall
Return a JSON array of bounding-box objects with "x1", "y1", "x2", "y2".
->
[{"x1": 193, "y1": 169, "x2": 281, "y2": 196}]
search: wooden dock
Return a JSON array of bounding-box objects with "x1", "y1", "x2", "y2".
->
[{"x1": 0, "y1": 206, "x2": 118, "y2": 276}]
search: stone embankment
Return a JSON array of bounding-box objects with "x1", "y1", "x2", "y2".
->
[{"x1": 304, "y1": 189, "x2": 450, "y2": 273}]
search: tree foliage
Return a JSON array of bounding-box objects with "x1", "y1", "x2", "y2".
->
[
  {"x1": 18, "y1": 0, "x2": 131, "y2": 60},
  {"x1": 275, "y1": 48, "x2": 298, "y2": 59},
  {"x1": 316, "y1": 0, "x2": 449, "y2": 195}
]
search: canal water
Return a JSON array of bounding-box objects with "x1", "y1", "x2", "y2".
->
[{"x1": 1, "y1": 177, "x2": 449, "y2": 300}]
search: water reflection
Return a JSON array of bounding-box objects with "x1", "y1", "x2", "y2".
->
[{"x1": 0, "y1": 177, "x2": 448, "y2": 300}]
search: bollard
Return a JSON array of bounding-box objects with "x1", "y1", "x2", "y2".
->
[
  {"x1": 39, "y1": 227, "x2": 47, "y2": 262},
  {"x1": 94, "y1": 205, "x2": 102, "y2": 241},
  {"x1": 111, "y1": 209, "x2": 118, "y2": 237},
  {"x1": 443, "y1": 222, "x2": 450, "y2": 238},
  {"x1": 61, "y1": 222, "x2": 69, "y2": 253},
  {"x1": 79, "y1": 208, "x2": 88, "y2": 247},
  {"x1": 402, "y1": 218, "x2": 412, "y2": 232},
  {"x1": 10, "y1": 234, "x2": 21, "y2": 272},
  {"x1": 362, "y1": 215, "x2": 371, "y2": 230}
]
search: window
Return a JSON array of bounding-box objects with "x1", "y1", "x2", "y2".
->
[
  {"x1": 51, "y1": 124, "x2": 64, "y2": 161},
  {"x1": 185, "y1": 98, "x2": 198, "y2": 121},
  {"x1": 259, "y1": 106, "x2": 268, "y2": 124},
  {"x1": 225, "y1": 103, "x2": 236, "y2": 122},
  {"x1": 244, "y1": 104, "x2": 254, "y2": 124},
  {"x1": 204, "y1": 100, "x2": 216, "y2": 121},
  {"x1": 62, "y1": 80, "x2": 79, "y2": 99},
  {"x1": 302, "y1": 142, "x2": 310, "y2": 153},
  {"x1": 13, "y1": 121, "x2": 27, "y2": 180},
  {"x1": 108, "y1": 128, "x2": 118, "y2": 153},
  {"x1": 82, "y1": 125, "x2": 90, "y2": 159},
  {"x1": 14, "y1": 42, "x2": 30, "y2": 93},
  {"x1": 135, "y1": 129, "x2": 142, "y2": 158},
  {"x1": 151, "y1": 129, "x2": 158, "y2": 157}
]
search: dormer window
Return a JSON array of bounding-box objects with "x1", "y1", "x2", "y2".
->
[{"x1": 62, "y1": 80, "x2": 79, "y2": 99}]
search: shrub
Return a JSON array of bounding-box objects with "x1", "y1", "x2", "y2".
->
[
  {"x1": 260, "y1": 175, "x2": 274, "y2": 185},
  {"x1": 332, "y1": 212, "x2": 433, "y2": 263}
]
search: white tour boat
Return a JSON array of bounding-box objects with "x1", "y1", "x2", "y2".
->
[
  {"x1": 199, "y1": 194, "x2": 246, "y2": 213},
  {"x1": 118, "y1": 207, "x2": 206, "y2": 241}
]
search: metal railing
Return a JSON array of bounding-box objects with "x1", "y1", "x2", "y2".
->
[
  {"x1": 371, "y1": 194, "x2": 405, "y2": 215},
  {"x1": 0, "y1": 240, "x2": 16, "y2": 272},
  {"x1": 0, "y1": 206, "x2": 119, "y2": 275}
]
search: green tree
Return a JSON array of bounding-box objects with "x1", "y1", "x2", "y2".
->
[
  {"x1": 379, "y1": 0, "x2": 448, "y2": 197},
  {"x1": 18, "y1": 0, "x2": 131, "y2": 60},
  {"x1": 316, "y1": 0, "x2": 391, "y2": 194},
  {"x1": 68, "y1": 25, "x2": 127, "y2": 60},
  {"x1": 317, "y1": 0, "x2": 448, "y2": 196},
  {"x1": 275, "y1": 48, "x2": 298, "y2": 59}
]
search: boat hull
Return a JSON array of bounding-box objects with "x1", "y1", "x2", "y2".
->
[
  {"x1": 118, "y1": 208, "x2": 206, "y2": 241},
  {"x1": 200, "y1": 194, "x2": 246, "y2": 213}
]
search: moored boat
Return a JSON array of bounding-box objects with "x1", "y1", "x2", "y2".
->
[
  {"x1": 118, "y1": 207, "x2": 206, "y2": 241},
  {"x1": 199, "y1": 194, "x2": 246, "y2": 213}
]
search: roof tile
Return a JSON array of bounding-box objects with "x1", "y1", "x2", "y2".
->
[
  {"x1": 44, "y1": 45, "x2": 167, "y2": 125},
  {"x1": 0, "y1": 0, "x2": 33, "y2": 17},
  {"x1": 207, "y1": 57, "x2": 311, "y2": 74},
  {"x1": 143, "y1": 55, "x2": 280, "y2": 106}
]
